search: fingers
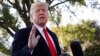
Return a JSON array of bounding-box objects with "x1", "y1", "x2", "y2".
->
[
  {"x1": 30, "y1": 35, "x2": 40, "y2": 48},
  {"x1": 31, "y1": 25, "x2": 36, "y2": 36},
  {"x1": 32, "y1": 35, "x2": 40, "y2": 48},
  {"x1": 36, "y1": 35, "x2": 40, "y2": 42},
  {"x1": 29, "y1": 25, "x2": 36, "y2": 38},
  {"x1": 32, "y1": 25, "x2": 36, "y2": 33}
]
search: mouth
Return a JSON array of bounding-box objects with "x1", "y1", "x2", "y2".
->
[{"x1": 39, "y1": 15, "x2": 45, "y2": 19}]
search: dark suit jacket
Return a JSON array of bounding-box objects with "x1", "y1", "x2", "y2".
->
[{"x1": 12, "y1": 25, "x2": 61, "y2": 56}]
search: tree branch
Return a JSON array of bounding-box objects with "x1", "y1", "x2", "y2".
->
[
  {"x1": 7, "y1": 0, "x2": 14, "y2": 5},
  {"x1": 0, "y1": 17, "x2": 14, "y2": 37},
  {"x1": 21, "y1": 0, "x2": 31, "y2": 27},
  {"x1": 0, "y1": 24, "x2": 14, "y2": 37},
  {"x1": 25, "y1": 0, "x2": 31, "y2": 12},
  {"x1": 31, "y1": 0, "x2": 34, "y2": 3},
  {"x1": 64, "y1": 4, "x2": 76, "y2": 16},
  {"x1": 22, "y1": 0, "x2": 27, "y2": 18},
  {"x1": 5, "y1": 27, "x2": 14, "y2": 37},
  {"x1": 49, "y1": 0, "x2": 67, "y2": 9},
  {"x1": 46, "y1": 0, "x2": 53, "y2": 5},
  {"x1": 13, "y1": 0, "x2": 23, "y2": 16}
]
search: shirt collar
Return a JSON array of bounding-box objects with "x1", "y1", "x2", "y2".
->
[{"x1": 34, "y1": 23, "x2": 46, "y2": 31}]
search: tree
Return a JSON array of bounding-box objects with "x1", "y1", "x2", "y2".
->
[
  {"x1": 52, "y1": 20, "x2": 100, "y2": 56},
  {"x1": 0, "y1": 27, "x2": 11, "y2": 55},
  {"x1": 84, "y1": 21, "x2": 100, "y2": 56},
  {"x1": 51, "y1": 20, "x2": 96, "y2": 52}
]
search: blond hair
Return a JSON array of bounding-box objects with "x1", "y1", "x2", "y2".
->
[{"x1": 30, "y1": 2, "x2": 49, "y2": 22}]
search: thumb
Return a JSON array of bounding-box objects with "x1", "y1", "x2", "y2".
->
[{"x1": 36, "y1": 35, "x2": 40, "y2": 41}]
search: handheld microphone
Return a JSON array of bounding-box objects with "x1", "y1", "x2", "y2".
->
[{"x1": 70, "y1": 41, "x2": 84, "y2": 56}]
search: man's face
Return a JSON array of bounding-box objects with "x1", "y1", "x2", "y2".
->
[{"x1": 32, "y1": 5, "x2": 48, "y2": 27}]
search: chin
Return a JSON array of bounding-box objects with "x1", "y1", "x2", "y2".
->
[{"x1": 39, "y1": 23, "x2": 46, "y2": 26}]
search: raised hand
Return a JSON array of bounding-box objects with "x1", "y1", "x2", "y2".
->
[{"x1": 28, "y1": 25, "x2": 40, "y2": 49}]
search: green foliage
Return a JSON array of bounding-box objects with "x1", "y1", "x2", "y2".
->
[
  {"x1": 84, "y1": 41, "x2": 100, "y2": 56},
  {"x1": 0, "y1": 43, "x2": 11, "y2": 55},
  {"x1": 51, "y1": 20, "x2": 96, "y2": 51},
  {"x1": 0, "y1": 0, "x2": 3, "y2": 4},
  {"x1": 0, "y1": 3, "x2": 17, "y2": 37},
  {"x1": 0, "y1": 27, "x2": 11, "y2": 55},
  {"x1": 2, "y1": 4, "x2": 17, "y2": 28},
  {"x1": 95, "y1": 26, "x2": 100, "y2": 41},
  {"x1": 68, "y1": 0, "x2": 86, "y2": 5}
]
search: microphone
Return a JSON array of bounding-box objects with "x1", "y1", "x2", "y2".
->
[{"x1": 70, "y1": 41, "x2": 84, "y2": 56}]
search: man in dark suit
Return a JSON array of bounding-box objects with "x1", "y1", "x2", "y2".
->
[{"x1": 12, "y1": 2, "x2": 61, "y2": 56}]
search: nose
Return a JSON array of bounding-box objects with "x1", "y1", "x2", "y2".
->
[{"x1": 39, "y1": 10, "x2": 44, "y2": 14}]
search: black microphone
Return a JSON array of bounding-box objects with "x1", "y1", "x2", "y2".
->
[{"x1": 70, "y1": 41, "x2": 84, "y2": 56}]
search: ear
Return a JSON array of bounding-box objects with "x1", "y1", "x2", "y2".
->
[
  {"x1": 30, "y1": 15, "x2": 33, "y2": 23},
  {"x1": 30, "y1": 14, "x2": 33, "y2": 19}
]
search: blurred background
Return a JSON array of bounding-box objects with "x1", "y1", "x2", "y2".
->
[{"x1": 0, "y1": 0, "x2": 100, "y2": 56}]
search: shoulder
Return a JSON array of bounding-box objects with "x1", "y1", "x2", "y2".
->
[
  {"x1": 15, "y1": 27, "x2": 30, "y2": 35},
  {"x1": 14, "y1": 26, "x2": 32, "y2": 39},
  {"x1": 16, "y1": 25, "x2": 32, "y2": 34}
]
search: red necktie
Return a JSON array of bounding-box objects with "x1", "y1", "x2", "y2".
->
[{"x1": 43, "y1": 28, "x2": 57, "y2": 56}]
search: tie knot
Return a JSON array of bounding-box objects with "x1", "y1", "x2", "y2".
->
[{"x1": 43, "y1": 28, "x2": 47, "y2": 32}]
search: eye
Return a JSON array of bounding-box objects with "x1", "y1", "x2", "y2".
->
[
  {"x1": 35, "y1": 10, "x2": 39, "y2": 13},
  {"x1": 42, "y1": 9, "x2": 45, "y2": 11},
  {"x1": 42, "y1": 9, "x2": 48, "y2": 12}
]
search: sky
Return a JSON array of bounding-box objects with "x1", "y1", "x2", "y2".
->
[{"x1": 58, "y1": 0, "x2": 100, "y2": 26}]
